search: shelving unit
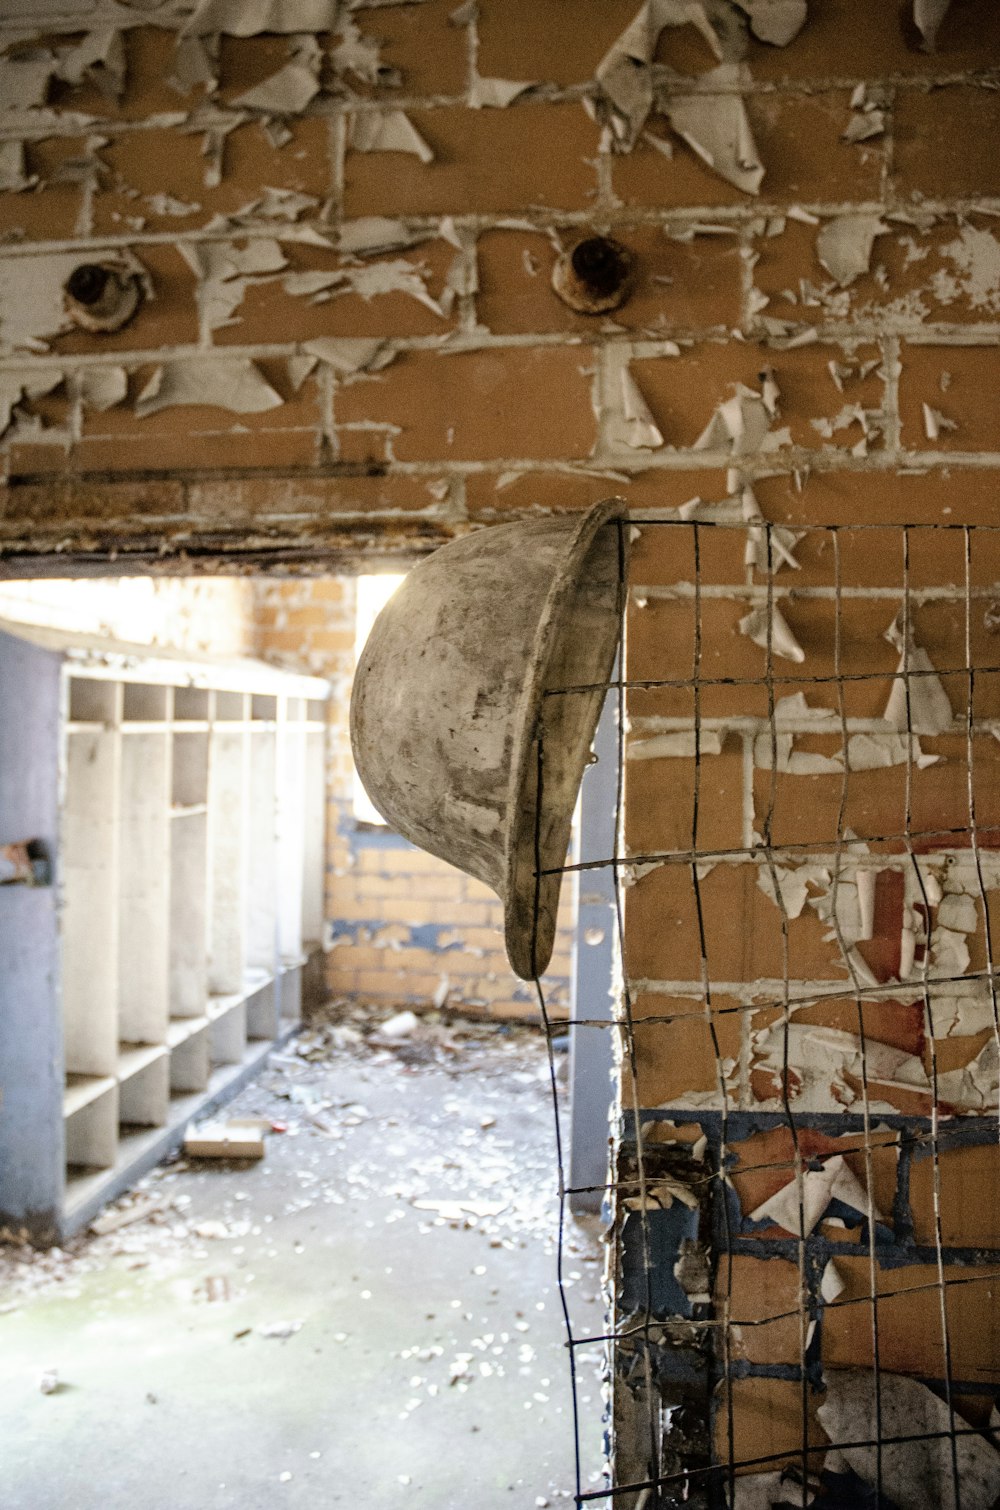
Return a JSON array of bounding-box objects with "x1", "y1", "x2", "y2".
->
[{"x1": 0, "y1": 620, "x2": 329, "y2": 1242}]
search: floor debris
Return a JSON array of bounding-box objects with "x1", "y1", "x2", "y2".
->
[{"x1": 0, "y1": 1002, "x2": 606, "y2": 1509}]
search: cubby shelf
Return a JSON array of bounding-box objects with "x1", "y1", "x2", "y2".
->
[{"x1": 0, "y1": 620, "x2": 329, "y2": 1243}]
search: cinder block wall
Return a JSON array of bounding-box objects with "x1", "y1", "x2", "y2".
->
[{"x1": 253, "y1": 574, "x2": 573, "y2": 1019}]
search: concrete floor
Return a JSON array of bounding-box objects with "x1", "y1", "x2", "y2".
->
[{"x1": 0, "y1": 1013, "x2": 608, "y2": 1509}]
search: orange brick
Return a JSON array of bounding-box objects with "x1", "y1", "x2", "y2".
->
[
  {"x1": 72, "y1": 426, "x2": 320, "y2": 474},
  {"x1": 213, "y1": 236, "x2": 460, "y2": 346},
  {"x1": 743, "y1": 0, "x2": 1000, "y2": 81},
  {"x1": 823, "y1": 1260, "x2": 1000, "y2": 1386},
  {"x1": 894, "y1": 84, "x2": 1000, "y2": 202},
  {"x1": 334, "y1": 346, "x2": 596, "y2": 462},
  {"x1": 0, "y1": 137, "x2": 89, "y2": 243},
  {"x1": 910, "y1": 1142, "x2": 1000, "y2": 1248},
  {"x1": 477, "y1": 0, "x2": 639, "y2": 87},
  {"x1": 342, "y1": 103, "x2": 601, "y2": 218},
  {"x1": 754, "y1": 213, "x2": 1000, "y2": 331},
  {"x1": 475, "y1": 224, "x2": 743, "y2": 337},
  {"x1": 723, "y1": 1255, "x2": 805, "y2": 1367},
  {"x1": 50, "y1": 25, "x2": 209, "y2": 121},
  {"x1": 625, "y1": 742, "x2": 746, "y2": 859},
  {"x1": 899, "y1": 343, "x2": 1000, "y2": 454},
  {"x1": 626, "y1": 339, "x2": 884, "y2": 455},
  {"x1": 91, "y1": 117, "x2": 333, "y2": 236},
  {"x1": 342, "y1": 0, "x2": 469, "y2": 98},
  {"x1": 624, "y1": 861, "x2": 841, "y2": 984},
  {"x1": 754, "y1": 468, "x2": 1000, "y2": 530},
  {"x1": 613, "y1": 92, "x2": 882, "y2": 210},
  {"x1": 631, "y1": 997, "x2": 741, "y2": 1103},
  {"x1": 714, "y1": 1376, "x2": 827, "y2": 1477}
]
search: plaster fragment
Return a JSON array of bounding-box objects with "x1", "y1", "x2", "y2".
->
[
  {"x1": 855, "y1": 867, "x2": 876, "y2": 941},
  {"x1": 287, "y1": 353, "x2": 318, "y2": 390},
  {"x1": 819, "y1": 1368, "x2": 1000, "y2": 1510},
  {"x1": 0, "y1": 51, "x2": 54, "y2": 111},
  {"x1": 847, "y1": 732, "x2": 939, "y2": 770},
  {"x1": 756, "y1": 860, "x2": 829, "y2": 919},
  {"x1": 182, "y1": 0, "x2": 340, "y2": 35},
  {"x1": 937, "y1": 892, "x2": 977, "y2": 934},
  {"x1": 732, "y1": 0, "x2": 807, "y2": 47},
  {"x1": 57, "y1": 31, "x2": 127, "y2": 101},
  {"x1": 231, "y1": 35, "x2": 322, "y2": 114},
  {"x1": 731, "y1": 1473, "x2": 816, "y2": 1509},
  {"x1": 749, "y1": 1154, "x2": 886, "y2": 1237},
  {"x1": 752, "y1": 1021, "x2": 928, "y2": 1112},
  {"x1": 922, "y1": 402, "x2": 958, "y2": 441},
  {"x1": 883, "y1": 608, "x2": 954, "y2": 735},
  {"x1": 738, "y1": 604, "x2": 805, "y2": 663},
  {"x1": 182, "y1": 237, "x2": 287, "y2": 332},
  {"x1": 820, "y1": 1259, "x2": 844, "y2": 1302},
  {"x1": 0, "y1": 368, "x2": 63, "y2": 439},
  {"x1": 135, "y1": 358, "x2": 283, "y2": 416},
  {"x1": 0, "y1": 141, "x2": 33, "y2": 193},
  {"x1": 468, "y1": 76, "x2": 535, "y2": 108},
  {"x1": 594, "y1": 0, "x2": 739, "y2": 150},
  {"x1": 302, "y1": 336, "x2": 395, "y2": 375},
  {"x1": 339, "y1": 217, "x2": 432, "y2": 256},
  {"x1": 79, "y1": 365, "x2": 128, "y2": 411},
  {"x1": 169, "y1": 35, "x2": 219, "y2": 94},
  {"x1": 741, "y1": 482, "x2": 801, "y2": 572},
  {"x1": 816, "y1": 214, "x2": 887, "y2": 288},
  {"x1": 913, "y1": 0, "x2": 952, "y2": 50},
  {"x1": 936, "y1": 1038, "x2": 999, "y2": 1109},
  {"x1": 627, "y1": 730, "x2": 725, "y2": 758},
  {"x1": 350, "y1": 110, "x2": 434, "y2": 163},
  {"x1": 664, "y1": 68, "x2": 764, "y2": 196},
  {"x1": 608, "y1": 362, "x2": 664, "y2": 451},
  {"x1": 449, "y1": 0, "x2": 478, "y2": 21},
  {"x1": 842, "y1": 109, "x2": 885, "y2": 143}
]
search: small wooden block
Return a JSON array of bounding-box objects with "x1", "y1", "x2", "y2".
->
[{"x1": 183, "y1": 1123, "x2": 265, "y2": 1160}]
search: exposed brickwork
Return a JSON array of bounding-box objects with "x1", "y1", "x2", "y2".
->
[
  {"x1": 1, "y1": 2, "x2": 999, "y2": 1492},
  {"x1": 252, "y1": 575, "x2": 572, "y2": 1022}
]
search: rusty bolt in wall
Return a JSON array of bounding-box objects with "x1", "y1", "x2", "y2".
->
[
  {"x1": 64, "y1": 261, "x2": 144, "y2": 333},
  {"x1": 552, "y1": 235, "x2": 634, "y2": 315}
]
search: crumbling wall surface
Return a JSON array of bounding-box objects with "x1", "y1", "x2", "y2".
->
[
  {"x1": 595, "y1": 4, "x2": 1000, "y2": 1504},
  {"x1": 0, "y1": 0, "x2": 996, "y2": 575},
  {"x1": 253, "y1": 574, "x2": 572, "y2": 1019}
]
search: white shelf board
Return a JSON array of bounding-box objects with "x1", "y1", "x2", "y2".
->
[
  {"x1": 117, "y1": 1043, "x2": 169, "y2": 1080},
  {"x1": 63, "y1": 1075, "x2": 116, "y2": 1118},
  {"x1": 166, "y1": 1015, "x2": 209, "y2": 1047}
]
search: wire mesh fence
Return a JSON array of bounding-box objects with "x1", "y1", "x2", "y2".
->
[{"x1": 533, "y1": 514, "x2": 1000, "y2": 1510}]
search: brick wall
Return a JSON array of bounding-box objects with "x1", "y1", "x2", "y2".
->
[
  {"x1": 253, "y1": 573, "x2": 573, "y2": 1020},
  {"x1": 2, "y1": 0, "x2": 1000, "y2": 1496}
]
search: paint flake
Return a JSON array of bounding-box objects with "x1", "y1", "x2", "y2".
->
[
  {"x1": 79, "y1": 366, "x2": 128, "y2": 411},
  {"x1": 135, "y1": 358, "x2": 283, "y2": 416},
  {"x1": 182, "y1": 0, "x2": 340, "y2": 35},
  {"x1": 913, "y1": 0, "x2": 952, "y2": 49},
  {"x1": 816, "y1": 214, "x2": 887, "y2": 287},
  {"x1": 350, "y1": 111, "x2": 434, "y2": 163},
  {"x1": 883, "y1": 607, "x2": 954, "y2": 735},
  {"x1": 749, "y1": 1154, "x2": 886, "y2": 1237},
  {"x1": 468, "y1": 76, "x2": 535, "y2": 109},
  {"x1": 738, "y1": 604, "x2": 805, "y2": 663},
  {"x1": 819, "y1": 1368, "x2": 1000, "y2": 1510},
  {"x1": 664, "y1": 68, "x2": 764, "y2": 195}
]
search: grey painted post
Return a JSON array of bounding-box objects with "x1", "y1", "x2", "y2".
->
[
  {"x1": 0, "y1": 631, "x2": 64, "y2": 1241},
  {"x1": 568, "y1": 689, "x2": 616, "y2": 1216}
]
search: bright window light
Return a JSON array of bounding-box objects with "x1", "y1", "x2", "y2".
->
[{"x1": 353, "y1": 573, "x2": 406, "y2": 825}]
